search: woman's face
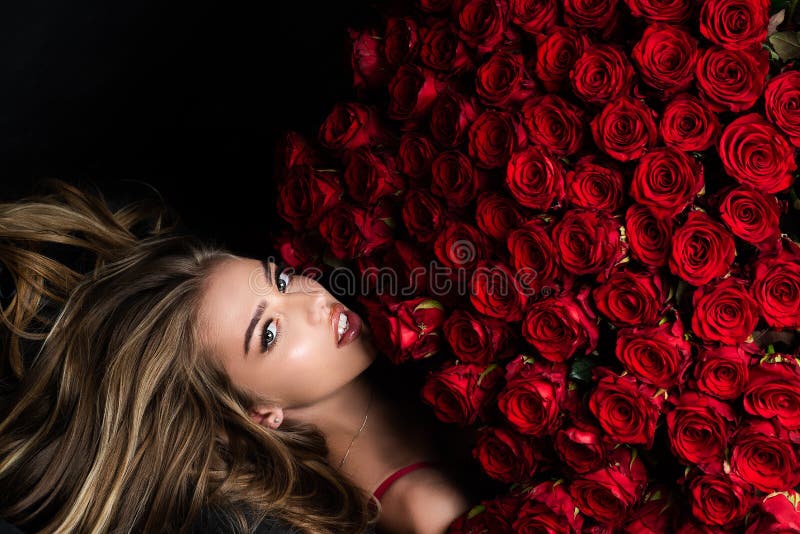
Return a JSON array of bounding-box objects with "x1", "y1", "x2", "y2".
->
[{"x1": 199, "y1": 256, "x2": 377, "y2": 411}]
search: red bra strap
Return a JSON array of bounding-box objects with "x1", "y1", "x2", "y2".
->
[{"x1": 373, "y1": 460, "x2": 435, "y2": 502}]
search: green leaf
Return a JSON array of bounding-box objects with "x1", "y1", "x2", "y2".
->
[
  {"x1": 477, "y1": 363, "x2": 499, "y2": 387},
  {"x1": 769, "y1": 31, "x2": 800, "y2": 61},
  {"x1": 467, "y1": 504, "x2": 486, "y2": 519},
  {"x1": 413, "y1": 299, "x2": 444, "y2": 312},
  {"x1": 569, "y1": 355, "x2": 597, "y2": 383}
]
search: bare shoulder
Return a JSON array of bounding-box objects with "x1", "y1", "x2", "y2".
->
[{"x1": 399, "y1": 468, "x2": 471, "y2": 534}]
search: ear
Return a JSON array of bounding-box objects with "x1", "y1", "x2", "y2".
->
[{"x1": 249, "y1": 404, "x2": 285, "y2": 429}]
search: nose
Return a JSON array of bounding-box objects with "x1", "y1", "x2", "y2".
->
[{"x1": 285, "y1": 277, "x2": 331, "y2": 326}]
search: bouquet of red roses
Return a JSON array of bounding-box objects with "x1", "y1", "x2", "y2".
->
[{"x1": 271, "y1": 0, "x2": 800, "y2": 531}]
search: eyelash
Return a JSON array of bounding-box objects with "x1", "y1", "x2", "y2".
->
[{"x1": 261, "y1": 262, "x2": 290, "y2": 352}]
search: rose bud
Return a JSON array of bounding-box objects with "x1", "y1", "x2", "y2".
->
[
  {"x1": 498, "y1": 356, "x2": 569, "y2": 436},
  {"x1": 476, "y1": 51, "x2": 536, "y2": 109},
  {"x1": 764, "y1": 70, "x2": 800, "y2": 148},
  {"x1": 695, "y1": 46, "x2": 769, "y2": 113},
  {"x1": 625, "y1": 204, "x2": 673, "y2": 268},
  {"x1": 669, "y1": 210, "x2": 735, "y2": 286},
  {"x1": 570, "y1": 44, "x2": 636, "y2": 106},
  {"x1": 565, "y1": 155, "x2": 624, "y2": 212},
  {"x1": 699, "y1": 0, "x2": 769, "y2": 51},
  {"x1": 590, "y1": 97, "x2": 658, "y2": 162},
  {"x1": 623, "y1": 0, "x2": 693, "y2": 23},
  {"x1": 421, "y1": 361, "x2": 504, "y2": 425},
  {"x1": 632, "y1": 24, "x2": 698, "y2": 98},
  {"x1": 521, "y1": 94, "x2": 585, "y2": 156},
  {"x1": 615, "y1": 319, "x2": 692, "y2": 388},
  {"x1": 659, "y1": 93, "x2": 721, "y2": 152},
  {"x1": 522, "y1": 286, "x2": 599, "y2": 362},
  {"x1": 513, "y1": 480, "x2": 585, "y2": 533},
  {"x1": 666, "y1": 392, "x2": 737, "y2": 473},
  {"x1": 718, "y1": 113, "x2": 797, "y2": 194},
  {"x1": 534, "y1": 25, "x2": 590, "y2": 93},
  {"x1": 693, "y1": 345, "x2": 752, "y2": 401}
]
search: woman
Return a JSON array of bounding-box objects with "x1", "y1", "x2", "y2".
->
[{"x1": 0, "y1": 179, "x2": 473, "y2": 533}]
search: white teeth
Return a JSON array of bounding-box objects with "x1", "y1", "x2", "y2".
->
[{"x1": 337, "y1": 313, "x2": 349, "y2": 342}]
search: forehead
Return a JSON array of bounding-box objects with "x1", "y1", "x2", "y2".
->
[{"x1": 201, "y1": 257, "x2": 269, "y2": 351}]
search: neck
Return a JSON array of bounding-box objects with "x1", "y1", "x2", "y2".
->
[{"x1": 284, "y1": 362, "x2": 437, "y2": 492}]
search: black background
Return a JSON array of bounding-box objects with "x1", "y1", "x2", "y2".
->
[{"x1": 0, "y1": 0, "x2": 383, "y2": 258}]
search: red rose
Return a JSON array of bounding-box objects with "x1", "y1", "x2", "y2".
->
[
  {"x1": 387, "y1": 64, "x2": 441, "y2": 122},
  {"x1": 522, "y1": 286, "x2": 599, "y2": 362},
  {"x1": 318, "y1": 102, "x2": 386, "y2": 151},
  {"x1": 623, "y1": 486, "x2": 675, "y2": 533},
  {"x1": 625, "y1": 204, "x2": 673, "y2": 267},
  {"x1": 623, "y1": 0, "x2": 693, "y2": 23},
  {"x1": 592, "y1": 268, "x2": 666, "y2": 327},
  {"x1": 472, "y1": 425, "x2": 540, "y2": 483},
  {"x1": 565, "y1": 155, "x2": 625, "y2": 212},
  {"x1": 476, "y1": 51, "x2": 536, "y2": 108},
  {"x1": 507, "y1": 218, "x2": 561, "y2": 289},
  {"x1": 273, "y1": 131, "x2": 318, "y2": 181},
  {"x1": 718, "y1": 113, "x2": 797, "y2": 194},
  {"x1": 505, "y1": 145, "x2": 565, "y2": 210},
  {"x1": 431, "y1": 150, "x2": 486, "y2": 208},
  {"x1": 349, "y1": 28, "x2": 390, "y2": 91},
  {"x1": 666, "y1": 392, "x2": 737, "y2": 473},
  {"x1": 513, "y1": 480, "x2": 585, "y2": 533},
  {"x1": 743, "y1": 359, "x2": 800, "y2": 431},
  {"x1": 693, "y1": 345, "x2": 752, "y2": 401},
  {"x1": 615, "y1": 320, "x2": 692, "y2": 388},
  {"x1": 591, "y1": 97, "x2": 658, "y2": 162},
  {"x1": 632, "y1": 24, "x2": 697, "y2": 98},
  {"x1": 419, "y1": 0, "x2": 454, "y2": 12},
  {"x1": 401, "y1": 189, "x2": 446, "y2": 244},
  {"x1": 343, "y1": 147, "x2": 405, "y2": 204},
  {"x1": 430, "y1": 90, "x2": 481, "y2": 149},
  {"x1": 764, "y1": 70, "x2": 800, "y2": 148},
  {"x1": 744, "y1": 490, "x2": 800, "y2": 534},
  {"x1": 498, "y1": 356, "x2": 568, "y2": 436},
  {"x1": 470, "y1": 260, "x2": 528, "y2": 322},
  {"x1": 521, "y1": 94, "x2": 585, "y2": 156},
  {"x1": 468, "y1": 109, "x2": 526, "y2": 169},
  {"x1": 659, "y1": 93, "x2": 721, "y2": 152},
  {"x1": 363, "y1": 297, "x2": 446, "y2": 365},
  {"x1": 384, "y1": 17, "x2": 420, "y2": 67},
  {"x1": 534, "y1": 26, "x2": 590, "y2": 93},
  {"x1": 448, "y1": 494, "x2": 523, "y2": 534},
  {"x1": 475, "y1": 191, "x2": 525, "y2": 241},
  {"x1": 509, "y1": 0, "x2": 558, "y2": 35},
  {"x1": 554, "y1": 417, "x2": 606, "y2": 473},
  {"x1": 669, "y1": 211, "x2": 735, "y2": 286},
  {"x1": 275, "y1": 230, "x2": 323, "y2": 271},
  {"x1": 689, "y1": 474, "x2": 753, "y2": 527},
  {"x1": 397, "y1": 133, "x2": 438, "y2": 184},
  {"x1": 563, "y1": 0, "x2": 621, "y2": 39},
  {"x1": 277, "y1": 166, "x2": 343, "y2": 231},
  {"x1": 699, "y1": 0, "x2": 769, "y2": 51},
  {"x1": 455, "y1": 0, "x2": 514, "y2": 56},
  {"x1": 570, "y1": 44, "x2": 635, "y2": 106},
  {"x1": 731, "y1": 419, "x2": 800, "y2": 493},
  {"x1": 695, "y1": 46, "x2": 769, "y2": 113},
  {"x1": 751, "y1": 243, "x2": 800, "y2": 328},
  {"x1": 718, "y1": 186, "x2": 781, "y2": 247},
  {"x1": 367, "y1": 240, "x2": 429, "y2": 298},
  {"x1": 421, "y1": 361, "x2": 504, "y2": 425},
  {"x1": 443, "y1": 308, "x2": 514, "y2": 364},
  {"x1": 630, "y1": 147, "x2": 705, "y2": 218},
  {"x1": 569, "y1": 447, "x2": 649, "y2": 525},
  {"x1": 552, "y1": 208, "x2": 626, "y2": 277},
  {"x1": 319, "y1": 202, "x2": 393, "y2": 260},
  {"x1": 691, "y1": 277, "x2": 760, "y2": 344},
  {"x1": 451, "y1": 494, "x2": 528, "y2": 533},
  {"x1": 433, "y1": 220, "x2": 491, "y2": 271},
  {"x1": 419, "y1": 20, "x2": 473, "y2": 74},
  {"x1": 589, "y1": 367, "x2": 663, "y2": 448}
]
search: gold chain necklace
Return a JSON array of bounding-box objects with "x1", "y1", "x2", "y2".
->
[{"x1": 339, "y1": 384, "x2": 374, "y2": 469}]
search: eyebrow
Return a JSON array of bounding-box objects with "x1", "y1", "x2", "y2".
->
[{"x1": 244, "y1": 260, "x2": 273, "y2": 357}]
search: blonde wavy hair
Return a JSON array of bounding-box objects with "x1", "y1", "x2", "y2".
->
[{"x1": 0, "y1": 179, "x2": 381, "y2": 533}]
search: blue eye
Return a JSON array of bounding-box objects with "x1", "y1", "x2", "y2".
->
[{"x1": 261, "y1": 261, "x2": 291, "y2": 352}]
